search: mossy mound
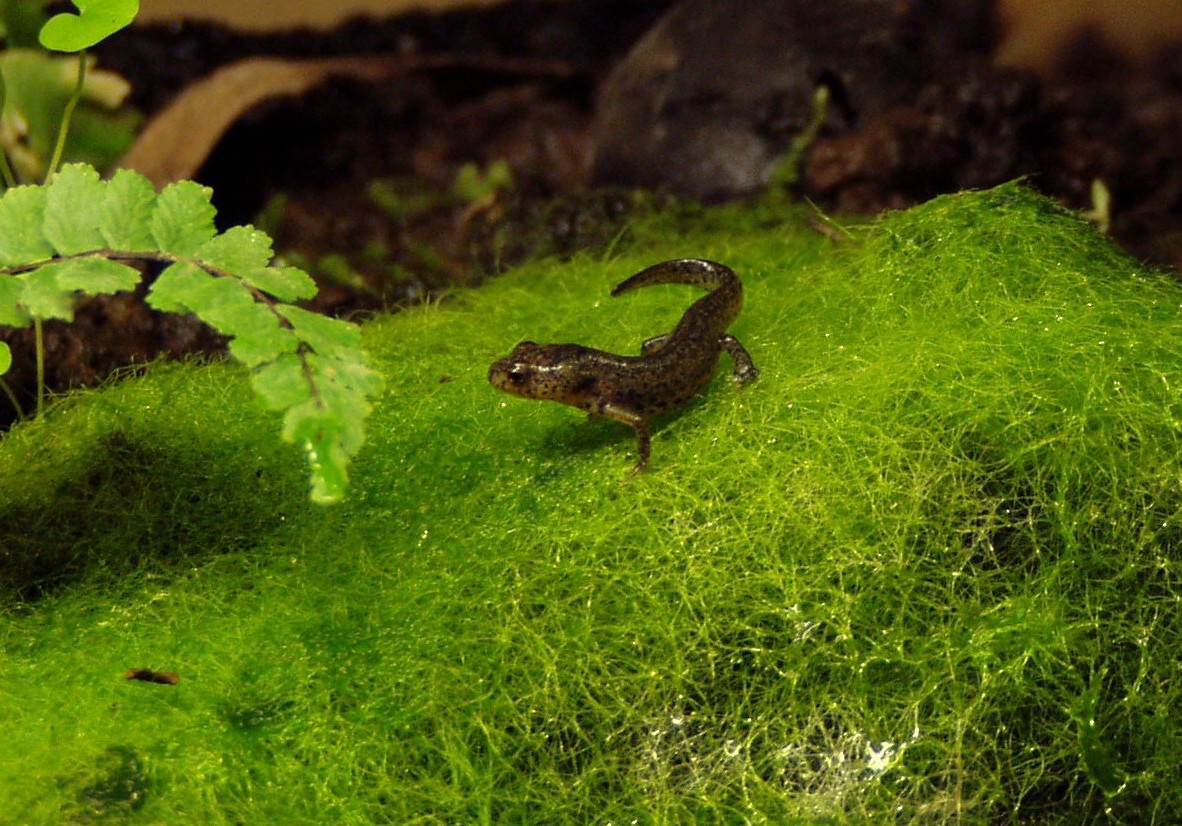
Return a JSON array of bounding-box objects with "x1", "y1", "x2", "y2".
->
[{"x1": 1, "y1": 183, "x2": 1179, "y2": 823}]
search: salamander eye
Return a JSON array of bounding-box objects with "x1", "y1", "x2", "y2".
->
[{"x1": 507, "y1": 365, "x2": 531, "y2": 385}]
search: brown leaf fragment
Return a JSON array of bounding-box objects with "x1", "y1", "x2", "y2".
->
[{"x1": 124, "y1": 668, "x2": 180, "y2": 685}]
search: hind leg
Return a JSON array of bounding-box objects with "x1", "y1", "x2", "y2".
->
[{"x1": 721, "y1": 334, "x2": 759, "y2": 383}]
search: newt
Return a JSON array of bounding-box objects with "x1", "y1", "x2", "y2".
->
[{"x1": 488, "y1": 258, "x2": 759, "y2": 473}]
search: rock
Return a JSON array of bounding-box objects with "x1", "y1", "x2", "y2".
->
[{"x1": 591, "y1": 0, "x2": 994, "y2": 201}]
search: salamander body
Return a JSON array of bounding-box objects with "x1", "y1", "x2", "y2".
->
[{"x1": 488, "y1": 258, "x2": 759, "y2": 472}]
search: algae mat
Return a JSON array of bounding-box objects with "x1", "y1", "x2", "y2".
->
[{"x1": 1, "y1": 183, "x2": 1180, "y2": 823}]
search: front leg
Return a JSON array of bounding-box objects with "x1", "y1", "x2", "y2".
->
[{"x1": 598, "y1": 401, "x2": 652, "y2": 474}]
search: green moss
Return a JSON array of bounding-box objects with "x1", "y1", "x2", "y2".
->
[{"x1": 2, "y1": 182, "x2": 1181, "y2": 822}]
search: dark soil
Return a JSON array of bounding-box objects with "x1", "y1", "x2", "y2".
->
[
  {"x1": 1, "y1": 0, "x2": 672, "y2": 421},
  {"x1": 802, "y1": 35, "x2": 1182, "y2": 267},
  {"x1": 3, "y1": 0, "x2": 1181, "y2": 423}
]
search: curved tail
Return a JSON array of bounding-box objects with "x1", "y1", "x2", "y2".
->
[
  {"x1": 611, "y1": 258, "x2": 744, "y2": 335},
  {"x1": 610, "y1": 258, "x2": 738, "y2": 297}
]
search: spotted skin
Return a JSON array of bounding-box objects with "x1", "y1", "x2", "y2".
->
[{"x1": 488, "y1": 258, "x2": 759, "y2": 473}]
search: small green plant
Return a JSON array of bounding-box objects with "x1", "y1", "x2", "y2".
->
[
  {"x1": 0, "y1": 0, "x2": 139, "y2": 185},
  {"x1": 0, "y1": 1, "x2": 383, "y2": 502},
  {"x1": 0, "y1": 164, "x2": 382, "y2": 503},
  {"x1": 450, "y1": 159, "x2": 514, "y2": 204},
  {"x1": 37, "y1": 0, "x2": 138, "y2": 51},
  {"x1": 367, "y1": 160, "x2": 516, "y2": 220},
  {"x1": 765, "y1": 84, "x2": 830, "y2": 193}
]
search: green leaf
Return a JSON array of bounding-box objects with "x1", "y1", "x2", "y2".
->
[
  {"x1": 0, "y1": 276, "x2": 32, "y2": 327},
  {"x1": 312, "y1": 351, "x2": 384, "y2": 416},
  {"x1": 226, "y1": 310, "x2": 297, "y2": 368},
  {"x1": 39, "y1": 0, "x2": 139, "y2": 52},
  {"x1": 15, "y1": 257, "x2": 139, "y2": 321},
  {"x1": 452, "y1": 159, "x2": 514, "y2": 203},
  {"x1": 253, "y1": 345, "x2": 382, "y2": 503},
  {"x1": 179, "y1": 271, "x2": 260, "y2": 327},
  {"x1": 240, "y1": 266, "x2": 317, "y2": 302},
  {"x1": 0, "y1": 185, "x2": 53, "y2": 266},
  {"x1": 283, "y1": 400, "x2": 351, "y2": 505},
  {"x1": 251, "y1": 353, "x2": 309, "y2": 411},
  {"x1": 49, "y1": 255, "x2": 140, "y2": 294},
  {"x1": 145, "y1": 260, "x2": 204, "y2": 314},
  {"x1": 150, "y1": 179, "x2": 215, "y2": 256},
  {"x1": 44, "y1": 162, "x2": 107, "y2": 254},
  {"x1": 276, "y1": 304, "x2": 361, "y2": 360},
  {"x1": 304, "y1": 351, "x2": 380, "y2": 457},
  {"x1": 263, "y1": 348, "x2": 382, "y2": 504},
  {"x1": 190, "y1": 275, "x2": 270, "y2": 326},
  {"x1": 196, "y1": 225, "x2": 273, "y2": 274},
  {"x1": 147, "y1": 261, "x2": 296, "y2": 368},
  {"x1": 0, "y1": 160, "x2": 377, "y2": 503},
  {"x1": 0, "y1": 341, "x2": 11, "y2": 376},
  {"x1": 100, "y1": 168, "x2": 156, "y2": 251},
  {"x1": 19, "y1": 267, "x2": 75, "y2": 320}
]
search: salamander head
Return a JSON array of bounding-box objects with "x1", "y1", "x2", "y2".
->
[{"x1": 488, "y1": 341, "x2": 599, "y2": 405}]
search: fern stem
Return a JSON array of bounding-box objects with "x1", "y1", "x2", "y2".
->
[
  {"x1": 46, "y1": 50, "x2": 88, "y2": 179},
  {"x1": 0, "y1": 68, "x2": 14, "y2": 188},
  {"x1": 0, "y1": 150, "x2": 17, "y2": 189},
  {"x1": 33, "y1": 317, "x2": 44, "y2": 419},
  {"x1": 0, "y1": 377, "x2": 23, "y2": 421}
]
